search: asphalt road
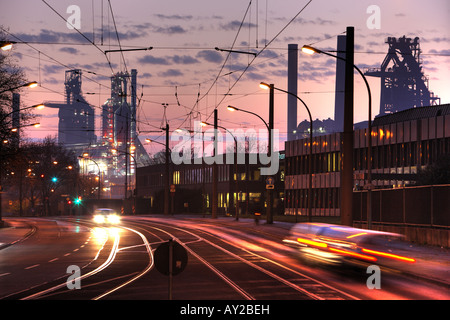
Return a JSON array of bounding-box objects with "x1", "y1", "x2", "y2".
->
[{"x1": 1, "y1": 215, "x2": 449, "y2": 303}]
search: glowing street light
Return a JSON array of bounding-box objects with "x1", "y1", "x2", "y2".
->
[
  {"x1": 0, "y1": 81, "x2": 38, "y2": 94},
  {"x1": 1, "y1": 41, "x2": 14, "y2": 51},
  {"x1": 259, "y1": 81, "x2": 314, "y2": 223},
  {"x1": 11, "y1": 123, "x2": 40, "y2": 132},
  {"x1": 301, "y1": 42, "x2": 374, "y2": 228},
  {"x1": 300, "y1": 45, "x2": 318, "y2": 55}
]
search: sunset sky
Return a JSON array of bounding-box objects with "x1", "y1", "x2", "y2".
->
[{"x1": 1, "y1": 0, "x2": 449, "y2": 155}]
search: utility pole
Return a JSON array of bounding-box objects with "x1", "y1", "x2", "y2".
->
[
  {"x1": 341, "y1": 26, "x2": 354, "y2": 227},
  {"x1": 212, "y1": 109, "x2": 218, "y2": 218},
  {"x1": 266, "y1": 84, "x2": 274, "y2": 224},
  {"x1": 164, "y1": 123, "x2": 170, "y2": 215}
]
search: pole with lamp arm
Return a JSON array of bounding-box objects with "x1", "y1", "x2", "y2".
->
[
  {"x1": 259, "y1": 82, "x2": 314, "y2": 223},
  {"x1": 201, "y1": 121, "x2": 240, "y2": 221},
  {"x1": 302, "y1": 34, "x2": 373, "y2": 228},
  {"x1": 0, "y1": 81, "x2": 39, "y2": 226},
  {"x1": 145, "y1": 124, "x2": 171, "y2": 216},
  {"x1": 226, "y1": 102, "x2": 274, "y2": 224}
]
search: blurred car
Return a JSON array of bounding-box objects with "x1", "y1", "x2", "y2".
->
[
  {"x1": 92, "y1": 208, "x2": 121, "y2": 225},
  {"x1": 283, "y1": 223, "x2": 416, "y2": 266}
]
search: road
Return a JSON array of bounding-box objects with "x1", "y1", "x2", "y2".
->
[{"x1": 1, "y1": 215, "x2": 449, "y2": 303}]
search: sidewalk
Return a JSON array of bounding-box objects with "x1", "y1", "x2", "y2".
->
[{"x1": 0, "y1": 219, "x2": 35, "y2": 250}]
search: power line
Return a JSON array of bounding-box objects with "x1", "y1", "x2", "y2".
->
[
  {"x1": 176, "y1": 0, "x2": 254, "y2": 130},
  {"x1": 41, "y1": 0, "x2": 115, "y2": 74},
  {"x1": 203, "y1": 0, "x2": 314, "y2": 123}
]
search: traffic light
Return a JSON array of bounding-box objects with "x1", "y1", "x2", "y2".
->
[
  {"x1": 74, "y1": 196, "x2": 82, "y2": 205},
  {"x1": 51, "y1": 177, "x2": 58, "y2": 182}
]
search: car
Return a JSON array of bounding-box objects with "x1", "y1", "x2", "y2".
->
[
  {"x1": 92, "y1": 208, "x2": 121, "y2": 224},
  {"x1": 283, "y1": 223, "x2": 416, "y2": 266}
]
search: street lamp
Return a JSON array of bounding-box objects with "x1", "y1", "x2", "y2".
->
[
  {"x1": 1, "y1": 41, "x2": 15, "y2": 51},
  {"x1": 227, "y1": 102, "x2": 274, "y2": 224},
  {"x1": 145, "y1": 124, "x2": 171, "y2": 215},
  {"x1": 302, "y1": 43, "x2": 373, "y2": 229},
  {"x1": 0, "y1": 81, "x2": 38, "y2": 94},
  {"x1": 227, "y1": 105, "x2": 269, "y2": 131},
  {"x1": 10, "y1": 123, "x2": 40, "y2": 132},
  {"x1": 260, "y1": 82, "x2": 314, "y2": 223},
  {"x1": 202, "y1": 121, "x2": 240, "y2": 221}
]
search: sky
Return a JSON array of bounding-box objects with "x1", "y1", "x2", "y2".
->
[{"x1": 1, "y1": 0, "x2": 449, "y2": 155}]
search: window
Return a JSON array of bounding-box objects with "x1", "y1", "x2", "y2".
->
[
  {"x1": 253, "y1": 169, "x2": 260, "y2": 181},
  {"x1": 173, "y1": 171, "x2": 180, "y2": 184}
]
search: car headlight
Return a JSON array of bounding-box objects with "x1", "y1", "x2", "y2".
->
[
  {"x1": 94, "y1": 214, "x2": 105, "y2": 223},
  {"x1": 107, "y1": 214, "x2": 120, "y2": 224}
]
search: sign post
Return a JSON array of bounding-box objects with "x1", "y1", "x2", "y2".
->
[{"x1": 154, "y1": 239, "x2": 188, "y2": 299}]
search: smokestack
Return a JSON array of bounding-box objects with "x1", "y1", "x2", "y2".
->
[
  {"x1": 334, "y1": 35, "x2": 346, "y2": 132},
  {"x1": 287, "y1": 44, "x2": 298, "y2": 141}
]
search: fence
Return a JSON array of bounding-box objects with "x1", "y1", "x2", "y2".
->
[{"x1": 353, "y1": 184, "x2": 450, "y2": 247}]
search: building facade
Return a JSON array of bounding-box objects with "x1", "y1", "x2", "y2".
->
[
  {"x1": 136, "y1": 153, "x2": 285, "y2": 216},
  {"x1": 284, "y1": 104, "x2": 450, "y2": 217}
]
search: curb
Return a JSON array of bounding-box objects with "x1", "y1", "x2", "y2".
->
[{"x1": 0, "y1": 222, "x2": 36, "y2": 251}]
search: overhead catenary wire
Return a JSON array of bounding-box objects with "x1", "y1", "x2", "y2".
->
[
  {"x1": 41, "y1": 0, "x2": 115, "y2": 75},
  {"x1": 202, "y1": 0, "x2": 314, "y2": 124},
  {"x1": 175, "y1": 0, "x2": 254, "y2": 131}
]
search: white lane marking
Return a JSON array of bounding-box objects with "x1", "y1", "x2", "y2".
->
[{"x1": 22, "y1": 228, "x2": 120, "y2": 300}]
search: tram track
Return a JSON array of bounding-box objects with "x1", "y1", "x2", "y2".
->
[
  {"x1": 2, "y1": 217, "x2": 359, "y2": 300},
  {"x1": 128, "y1": 218, "x2": 359, "y2": 300}
]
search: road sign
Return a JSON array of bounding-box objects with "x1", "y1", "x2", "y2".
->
[
  {"x1": 170, "y1": 184, "x2": 176, "y2": 193},
  {"x1": 266, "y1": 177, "x2": 274, "y2": 189},
  {"x1": 154, "y1": 239, "x2": 188, "y2": 276},
  {"x1": 154, "y1": 239, "x2": 188, "y2": 300}
]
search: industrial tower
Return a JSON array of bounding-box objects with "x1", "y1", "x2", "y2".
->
[
  {"x1": 45, "y1": 70, "x2": 96, "y2": 147},
  {"x1": 365, "y1": 36, "x2": 440, "y2": 116},
  {"x1": 101, "y1": 69, "x2": 150, "y2": 198}
]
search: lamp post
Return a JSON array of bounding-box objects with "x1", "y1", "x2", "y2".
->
[
  {"x1": 0, "y1": 83, "x2": 39, "y2": 225},
  {"x1": 111, "y1": 148, "x2": 139, "y2": 213},
  {"x1": 0, "y1": 81, "x2": 38, "y2": 94},
  {"x1": 0, "y1": 104, "x2": 45, "y2": 122},
  {"x1": 260, "y1": 82, "x2": 314, "y2": 223},
  {"x1": 302, "y1": 38, "x2": 373, "y2": 229},
  {"x1": 4, "y1": 103, "x2": 44, "y2": 147},
  {"x1": 10, "y1": 123, "x2": 40, "y2": 132},
  {"x1": 227, "y1": 102, "x2": 274, "y2": 224},
  {"x1": 201, "y1": 121, "x2": 240, "y2": 221},
  {"x1": 145, "y1": 123, "x2": 171, "y2": 215}
]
